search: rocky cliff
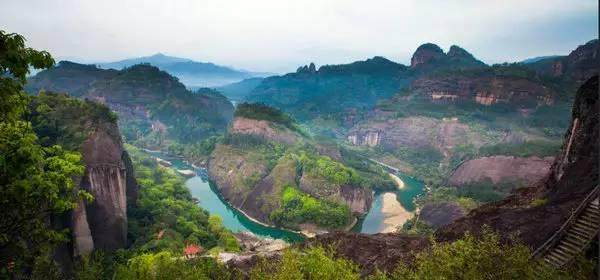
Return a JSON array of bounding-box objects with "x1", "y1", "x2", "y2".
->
[
  {"x1": 347, "y1": 116, "x2": 482, "y2": 156},
  {"x1": 29, "y1": 93, "x2": 138, "y2": 261},
  {"x1": 437, "y1": 75, "x2": 599, "y2": 248},
  {"x1": 411, "y1": 74, "x2": 555, "y2": 107},
  {"x1": 74, "y1": 121, "x2": 137, "y2": 254},
  {"x1": 308, "y1": 76, "x2": 598, "y2": 273},
  {"x1": 208, "y1": 112, "x2": 373, "y2": 231},
  {"x1": 526, "y1": 39, "x2": 598, "y2": 83},
  {"x1": 448, "y1": 155, "x2": 553, "y2": 187},
  {"x1": 26, "y1": 62, "x2": 234, "y2": 148}
]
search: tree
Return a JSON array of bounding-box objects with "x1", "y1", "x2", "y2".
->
[{"x1": 0, "y1": 30, "x2": 85, "y2": 275}]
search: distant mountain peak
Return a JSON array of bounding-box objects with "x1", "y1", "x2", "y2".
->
[
  {"x1": 447, "y1": 45, "x2": 470, "y2": 57},
  {"x1": 411, "y1": 43, "x2": 445, "y2": 68}
]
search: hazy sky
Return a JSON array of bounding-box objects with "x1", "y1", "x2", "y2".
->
[{"x1": 1, "y1": 0, "x2": 597, "y2": 73}]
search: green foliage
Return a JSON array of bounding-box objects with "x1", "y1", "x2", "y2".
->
[
  {"x1": 250, "y1": 246, "x2": 360, "y2": 280},
  {"x1": 29, "y1": 92, "x2": 118, "y2": 150},
  {"x1": 0, "y1": 30, "x2": 87, "y2": 275},
  {"x1": 415, "y1": 187, "x2": 479, "y2": 211},
  {"x1": 456, "y1": 179, "x2": 524, "y2": 203},
  {"x1": 530, "y1": 198, "x2": 548, "y2": 207},
  {"x1": 479, "y1": 140, "x2": 561, "y2": 158},
  {"x1": 126, "y1": 145, "x2": 239, "y2": 253},
  {"x1": 115, "y1": 251, "x2": 239, "y2": 280},
  {"x1": 298, "y1": 152, "x2": 362, "y2": 186},
  {"x1": 400, "y1": 217, "x2": 435, "y2": 235},
  {"x1": 235, "y1": 102, "x2": 297, "y2": 130},
  {"x1": 270, "y1": 186, "x2": 351, "y2": 229},
  {"x1": 383, "y1": 230, "x2": 592, "y2": 280},
  {"x1": 0, "y1": 30, "x2": 54, "y2": 121}
]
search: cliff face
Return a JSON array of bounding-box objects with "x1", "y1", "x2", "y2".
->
[
  {"x1": 72, "y1": 122, "x2": 138, "y2": 255},
  {"x1": 347, "y1": 116, "x2": 483, "y2": 156},
  {"x1": 436, "y1": 75, "x2": 599, "y2": 248},
  {"x1": 411, "y1": 75, "x2": 554, "y2": 107},
  {"x1": 527, "y1": 39, "x2": 599, "y2": 83},
  {"x1": 448, "y1": 155, "x2": 553, "y2": 187},
  {"x1": 26, "y1": 62, "x2": 234, "y2": 147},
  {"x1": 208, "y1": 116, "x2": 372, "y2": 230},
  {"x1": 306, "y1": 76, "x2": 598, "y2": 273}
]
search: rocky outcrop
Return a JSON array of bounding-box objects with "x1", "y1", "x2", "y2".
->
[
  {"x1": 230, "y1": 117, "x2": 299, "y2": 145},
  {"x1": 419, "y1": 202, "x2": 465, "y2": 229},
  {"x1": 347, "y1": 117, "x2": 482, "y2": 155},
  {"x1": 448, "y1": 155, "x2": 553, "y2": 187},
  {"x1": 437, "y1": 76, "x2": 599, "y2": 248},
  {"x1": 527, "y1": 39, "x2": 599, "y2": 83},
  {"x1": 308, "y1": 232, "x2": 430, "y2": 275},
  {"x1": 411, "y1": 75, "x2": 554, "y2": 107},
  {"x1": 411, "y1": 43, "x2": 445, "y2": 68},
  {"x1": 302, "y1": 76, "x2": 598, "y2": 274},
  {"x1": 72, "y1": 122, "x2": 137, "y2": 255}
]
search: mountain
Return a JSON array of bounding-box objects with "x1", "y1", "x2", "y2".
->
[
  {"x1": 520, "y1": 55, "x2": 561, "y2": 64},
  {"x1": 246, "y1": 56, "x2": 411, "y2": 120},
  {"x1": 97, "y1": 53, "x2": 271, "y2": 87},
  {"x1": 215, "y1": 77, "x2": 265, "y2": 102},
  {"x1": 207, "y1": 103, "x2": 395, "y2": 234},
  {"x1": 28, "y1": 92, "x2": 138, "y2": 261},
  {"x1": 310, "y1": 76, "x2": 599, "y2": 274},
  {"x1": 25, "y1": 61, "x2": 234, "y2": 160},
  {"x1": 523, "y1": 39, "x2": 599, "y2": 84}
]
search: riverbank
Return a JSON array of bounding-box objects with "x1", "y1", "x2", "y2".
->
[
  {"x1": 389, "y1": 173, "x2": 405, "y2": 189},
  {"x1": 380, "y1": 192, "x2": 413, "y2": 233}
]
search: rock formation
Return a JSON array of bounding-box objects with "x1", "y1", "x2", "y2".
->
[
  {"x1": 411, "y1": 43, "x2": 445, "y2": 68},
  {"x1": 308, "y1": 76, "x2": 598, "y2": 273},
  {"x1": 72, "y1": 121, "x2": 138, "y2": 254},
  {"x1": 448, "y1": 155, "x2": 554, "y2": 187},
  {"x1": 411, "y1": 75, "x2": 554, "y2": 107},
  {"x1": 437, "y1": 75, "x2": 599, "y2": 248}
]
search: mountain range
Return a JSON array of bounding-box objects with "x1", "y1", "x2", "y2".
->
[{"x1": 97, "y1": 53, "x2": 272, "y2": 87}]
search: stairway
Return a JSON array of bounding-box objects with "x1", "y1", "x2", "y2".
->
[{"x1": 533, "y1": 186, "x2": 600, "y2": 269}]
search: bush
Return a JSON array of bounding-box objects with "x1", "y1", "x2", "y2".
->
[
  {"x1": 270, "y1": 186, "x2": 351, "y2": 229},
  {"x1": 250, "y1": 246, "x2": 360, "y2": 280}
]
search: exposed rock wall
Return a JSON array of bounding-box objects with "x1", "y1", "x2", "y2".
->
[
  {"x1": 419, "y1": 202, "x2": 465, "y2": 229},
  {"x1": 71, "y1": 122, "x2": 137, "y2": 255},
  {"x1": 230, "y1": 117, "x2": 299, "y2": 144},
  {"x1": 411, "y1": 76, "x2": 554, "y2": 107},
  {"x1": 437, "y1": 76, "x2": 599, "y2": 248},
  {"x1": 347, "y1": 117, "x2": 481, "y2": 156},
  {"x1": 448, "y1": 156, "x2": 553, "y2": 187}
]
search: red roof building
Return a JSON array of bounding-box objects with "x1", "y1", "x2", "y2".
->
[{"x1": 183, "y1": 244, "x2": 203, "y2": 259}]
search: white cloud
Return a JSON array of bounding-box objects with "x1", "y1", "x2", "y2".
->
[{"x1": 1, "y1": 0, "x2": 597, "y2": 72}]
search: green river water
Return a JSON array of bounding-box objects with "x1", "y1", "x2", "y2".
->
[{"x1": 147, "y1": 151, "x2": 425, "y2": 242}]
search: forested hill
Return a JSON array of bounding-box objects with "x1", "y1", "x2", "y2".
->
[
  {"x1": 244, "y1": 41, "x2": 596, "y2": 122},
  {"x1": 25, "y1": 61, "x2": 234, "y2": 162}
]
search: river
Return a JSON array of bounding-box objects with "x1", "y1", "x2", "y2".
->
[{"x1": 144, "y1": 151, "x2": 425, "y2": 242}]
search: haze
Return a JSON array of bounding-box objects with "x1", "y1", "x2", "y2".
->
[{"x1": 1, "y1": 0, "x2": 597, "y2": 73}]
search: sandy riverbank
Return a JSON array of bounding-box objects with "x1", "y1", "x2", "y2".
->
[
  {"x1": 388, "y1": 173, "x2": 405, "y2": 189},
  {"x1": 380, "y1": 192, "x2": 413, "y2": 233}
]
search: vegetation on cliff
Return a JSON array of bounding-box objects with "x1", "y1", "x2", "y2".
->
[
  {"x1": 209, "y1": 104, "x2": 391, "y2": 230},
  {"x1": 0, "y1": 30, "x2": 88, "y2": 277},
  {"x1": 26, "y1": 60, "x2": 234, "y2": 165},
  {"x1": 126, "y1": 145, "x2": 239, "y2": 253}
]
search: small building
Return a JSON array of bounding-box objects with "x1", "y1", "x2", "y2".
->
[{"x1": 183, "y1": 244, "x2": 203, "y2": 259}]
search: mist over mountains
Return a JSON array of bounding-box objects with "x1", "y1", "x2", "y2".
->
[{"x1": 96, "y1": 53, "x2": 272, "y2": 87}]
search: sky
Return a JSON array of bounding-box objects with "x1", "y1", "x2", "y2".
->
[{"x1": 1, "y1": 0, "x2": 597, "y2": 73}]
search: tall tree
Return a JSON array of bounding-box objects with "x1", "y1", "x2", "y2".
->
[{"x1": 0, "y1": 30, "x2": 85, "y2": 276}]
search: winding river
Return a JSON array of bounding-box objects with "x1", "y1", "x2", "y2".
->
[{"x1": 145, "y1": 151, "x2": 425, "y2": 242}]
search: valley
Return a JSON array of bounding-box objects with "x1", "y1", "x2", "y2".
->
[{"x1": 2, "y1": 13, "x2": 598, "y2": 277}]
